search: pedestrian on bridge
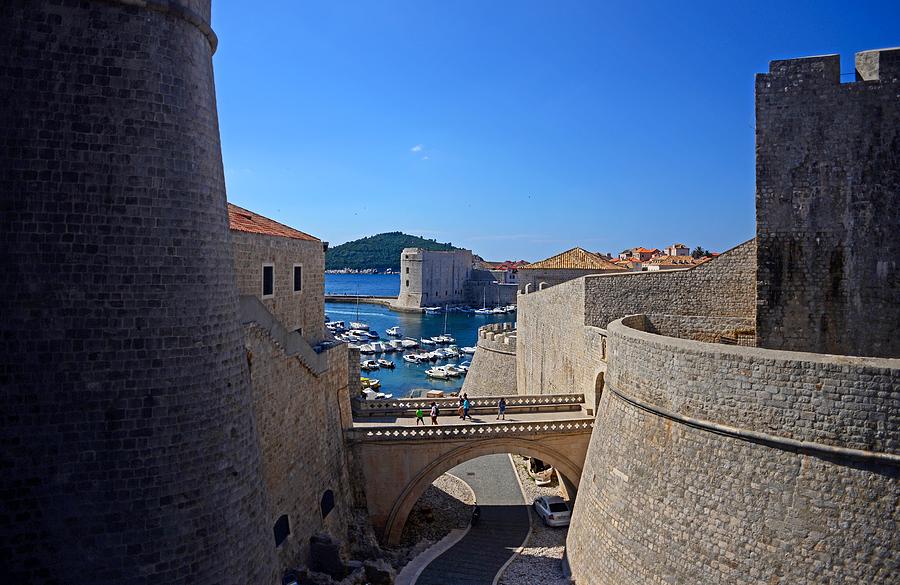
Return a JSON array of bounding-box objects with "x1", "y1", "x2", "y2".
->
[
  {"x1": 415, "y1": 407, "x2": 424, "y2": 425},
  {"x1": 430, "y1": 402, "x2": 439, "y2": 425},
  {"x1": 497, "y1": 397, "x2": 507, "y2": 420},
  {"x1": 463, "y1": 397, "x2": 471, "y2": 420}
]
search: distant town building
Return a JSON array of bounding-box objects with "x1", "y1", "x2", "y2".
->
[
  {"x1": 645, "y1": 255, "x2": 700, "y2": 271},
  {"x1": 518, "y1": 247, "x2": 625, "y2": 292},
  {"x1": 663, "y1": 243, "x2": 690, "y2": 256}
]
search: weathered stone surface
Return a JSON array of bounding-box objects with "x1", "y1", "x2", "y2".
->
[
  {"x1": 0, "y1": 2, "x2": 275, "y2": 582},
  {"x1": 462, "y1": 323, "x2": 518, "y2": 397},
  {"x1": 756, "y1": 48, "x2": 900, "y2": 358}
]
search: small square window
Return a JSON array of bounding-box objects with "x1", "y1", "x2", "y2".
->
[
  {"x1": 262, "y1": 264, "x2": 274, "y2": 298},
  {"x1": 406, "y1": 267, "x2": 409, "y2": 274},
  {"x1": 293, "y1": 265, "x2": 302, "y2": 292},
  {"x1": 405, "y1": 280, "x2": 409, "y2": 287}
]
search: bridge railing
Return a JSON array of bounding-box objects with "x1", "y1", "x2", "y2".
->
[
  {"x1": 346, "y1": 418, "x2": 594, "y2": 442},
  {"x1": 352, "y1": 393, "x2": 585, "y2": 414}
]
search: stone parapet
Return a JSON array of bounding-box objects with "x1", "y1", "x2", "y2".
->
[{"x1": 476, "y1": 322, "x2": 517, "y2": 354}]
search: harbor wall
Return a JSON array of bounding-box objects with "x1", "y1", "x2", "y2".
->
[
  {"x1": 395, "y1": 248, "x2": 473, "y2": 309},
  {"x1": 0, "y1": 2, "x2": 277, "y2": 582},
  {"x1": 461, "y1": 323, "x2": 518, "y2": 397},
  {"x1": 755, "y1": 48, "x2": 900, "y2": 358},
  {"x1": 232, "y1": 230, "x2": 327, "y2": 343},
  {"x1": 566, "y1": 315, "x2": 900, "y2": 585},
  {"x1": 243, "y1": 321, "x2": 356, "y2": 573}
]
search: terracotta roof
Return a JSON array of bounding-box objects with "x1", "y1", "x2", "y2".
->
[
  {"x1": 227, "y1": 203, "x2": 319, "y2": 242},
  {"x1": 634, "y1": 247, "x2": 659, "y2": 254},
  {"x1": 521, "y1": 247, "x2": 626, "y2": 271},
  {"x1": 648, "y1": 255, "x2": 696, "y2": 266}
]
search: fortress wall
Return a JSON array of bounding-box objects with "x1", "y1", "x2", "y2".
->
[
  {"x1": 755, "y1": 49, "x2": 900, "y2": 358},
  {"x1": 461, "y1": 324, "x2": 518, "y2": 397},
  {"x1": 232, "y1": 231, "x2": 326, "y2": 343},
  {"x1": 517, "y1": 277, "x2": 605, "y2": 399},
  {"x1": 583, "y1": 238, "x2": 757, "y2": 328},
  {"x1": 395, "y1": 248, "x2": 473, "y2": 309},
  {"x1": 518, "y1": 267, "x2": 620, "y2": 293},
  {"x1": 464, "y1": 279, "x2": 518, "y2": 307},
  {"x1": 568, "y1": 316, "x2": 900, "y2": 584},
  {"x1": 0, "y1": 2, "x2": 275, "y2": 582},
  {"x1": 244, "y1": 325, "x2": 356, "y2": 572}
]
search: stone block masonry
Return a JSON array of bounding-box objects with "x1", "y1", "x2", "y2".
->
[
  {"x1": 461, "y1": 323, "x2": 518, "y2": 397},
  {"x1": 0, "y1": 1, "x2": 275, "y2": 583},
  {"x1": 756, "y1": 48, "x2": 900, "y2": 358}
]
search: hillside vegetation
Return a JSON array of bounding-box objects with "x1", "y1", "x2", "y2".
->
[{"x1": 326, "y1": 232, "x2": 460, "y2": 271}]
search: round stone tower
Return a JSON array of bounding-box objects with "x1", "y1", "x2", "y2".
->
[{"x1": 0, "y1": 2, "x2": 275, "y2": 583}]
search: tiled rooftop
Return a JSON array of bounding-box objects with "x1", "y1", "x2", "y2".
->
[
  {"x1": 521, "y1": 247, "x2": 625, "y2": 271},
  {"x1": 227, "y1": 203, "x2": 319, "y2": 241}
]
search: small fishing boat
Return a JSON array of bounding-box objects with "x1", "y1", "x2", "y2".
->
[
  {"x1": 364, "y1": 330, "x2": 379, "y2": 339},
  {"x1": 420, "y1": 338, "x2": 436, "y2": 346},
  {"x1": 425, "y1": 367, "x2": 450, "y2": 380},
  {"x1": 388, "y1": 340, "x2": 405, "y2": 351},
  {"x1": 360, "y1": 377, "x2": 380, "y2": 389},
  {"x1": 444, "y1": 347, "x2": 460, "y2": 358},
  {"x1": 386, "y1": 326, "x2": 402, "y2": 336},
  {"x1": 358, "y1": 344, "x2": 375, "y2": 354},
  {"x1": 360, "y1": 360, "x2": 379, "y2": 371},
  {"x1": 423, "y1": 306, "x2": 442, "y2": 315},
  {"x1": 402, "y1": 354, "x2": 420, "y2": 364},
  {"x1": 400, "y1": 338, "x2": 419, "y2": 349},
  {"x1": 444, "y1": 364, "x2": 465, "y2": 376},
  {"x1": 461, "y1": 346, "x2": 477, "y2": 354},
  {"x1": 455, "y1": 363, "x2": 469, "y2": 374},
  {"x1": 350, "y1": 321, "x2": 369, "y2": 330},
  {"x1": 377, "y1": 359, "x2": 394, "y2": 369}
]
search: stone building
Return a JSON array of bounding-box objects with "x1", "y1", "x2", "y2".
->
[
  {"x1": 394, "y1": 247, "x2": 518, "y2": 309},
  {"x1": 394, "y1": 248, "x2": 473, "y2": 309},
  {"x1": 228, "y1": 204, "x2": 357, "y2": 574},
  {"x1": 515, "y1": 48, "x2": 900, "y2": 585},
  {"x1": 517, "y1": 247, "x2": 625, "y2": 293}
]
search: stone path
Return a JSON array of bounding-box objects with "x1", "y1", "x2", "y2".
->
[{"x1": 415, "y1": 454, "x2": 530, "y2": 585}]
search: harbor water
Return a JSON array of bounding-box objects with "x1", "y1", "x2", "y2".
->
[{"x1": 325, "y1": 275, "x2": 514, "y2": 397}]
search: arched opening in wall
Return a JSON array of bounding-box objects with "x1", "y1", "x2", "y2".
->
[{"x1": 383, "y1": 439, "x2": 584, "y2": 548}]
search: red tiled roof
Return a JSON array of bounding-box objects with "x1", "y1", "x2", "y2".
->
[
  {"x1": 227, "y1": 203, "x2": 319, "y2": 242},
  {"x1": 521, "y1": 247, "x2": 626, "y2": 271},
  {"x1": 634, "y1": 247, "x2": 659, "y2": 254}
]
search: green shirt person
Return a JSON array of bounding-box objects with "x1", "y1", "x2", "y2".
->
[{"x1": 415, "y1": 407, "x2": 424, "y2": 425}]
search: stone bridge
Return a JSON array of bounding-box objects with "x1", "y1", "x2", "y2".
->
[{"x1": 346, "y1": 394, "x2": 593, "y2": 544}]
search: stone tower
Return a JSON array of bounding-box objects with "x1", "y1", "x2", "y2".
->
[
  {"x1": 755, "y1": 47, "x2": 900, "y2": 358},
  {"x1": 0, "y1": 2, "x2": 275, "y2": 583}
]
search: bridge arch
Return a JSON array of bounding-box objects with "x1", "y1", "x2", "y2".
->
[{"x1": 383, "y1": 437, "x2": 584, "y2": 545}]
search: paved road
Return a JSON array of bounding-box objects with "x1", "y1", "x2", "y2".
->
[
  {"x1": 416, "y1": 454, "x2": 530, "y2": 585},
  {"x1": 353, "y1": 409, "x2": 590, "y2": 428}
]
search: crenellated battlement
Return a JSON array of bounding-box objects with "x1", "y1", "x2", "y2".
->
[
  {"x1": 476, "y1": 322, "x2": 517, "y2": 354},
  {"x1": 760, "y1": 47, "x2": 900, "y2": 88}
]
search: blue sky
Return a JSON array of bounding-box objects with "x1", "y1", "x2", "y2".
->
[{"x1": 212, "y1": 1, "x2": 898, "y2": 261}]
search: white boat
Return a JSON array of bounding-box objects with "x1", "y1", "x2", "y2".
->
[
  {"x1": 360, "y1": 360, "x2": 379, "y2": 371},
  {"x1": 432, "y1": 348, "x2": 449, "y2": 359},
  {"x1": 491, "y1": 307, "x2": 505, "y2": 314},
  {"x1": 377, "y1": 359, "x2": 394, "y2": 369},
  {"x1": 373, "y1": 342, "x2": 391, "y2": 353},
  {"x1": 362, "y1": 388, "x2": 393, "y2": 400},
  {"x1": 364, "y1": 330, "x2": 379, "y2": 339},
  {"x1": 423, "y1": 306, "x2": 442, "y2": 315},
  {"x1": 348, "y1": 343, "x2": 361, "y2": 350},
  {"x1": 425, "y1": 367, "x2": 450, "y2": 380},
  {"x1": 474, "y1": 308, "x2": 492, "y2": 315},
  {"x1": 388, "y1": 340, "x2": 405, "y2": 350},
  {"x1": 445, "y1": 347, "x2": 460, "y2": 358},
  {"x1": 403, "y1": 354, "x2": 420, "y2": 364},
  {"x1": 459, "y1": 360, "x2": 472, "y2": 368},
  {"x1": 420, "y1": 352, "x2": 437, "y2": 362},
  {"x1": 350, "y1": 321, "x2": 369, "y2": 330},
  {"x1": 455, "y1": 363, "x2": 469, "y2": 374},
  {"x1": 386, "y1": 326, "x2": 402, "y2": 336},
  {"x1": 400, "y1": 338, "x2": 419, "y2": 349},
  {"x1": 358, "y1": 344, "x2": 375, "y2": 354},
  {"x1": 420, "y1": 338, "x2": 436, "y2": 346},
  {"x1": 444, "y1": 364, "x2": 465, "y2": 376},
  {"x1": 461, "y1": 346, "x2": 477, "y2": 354}
]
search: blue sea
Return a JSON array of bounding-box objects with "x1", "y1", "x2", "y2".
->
[{"x1": 325, "y1": 274, "x2": 514, "y2": 398}]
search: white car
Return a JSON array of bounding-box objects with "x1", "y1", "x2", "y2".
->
[{"x1": 533, "y1": 496, "x2": 571, "y2": 527}]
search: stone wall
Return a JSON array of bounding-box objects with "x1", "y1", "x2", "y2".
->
[
  {"x1": 566, "y1": 315, "x2": 900, "y2": 584},
  {"x1": 231, "y1": 230, "x2": 326, "y2": 343},
  {"x1": 395, "y1": 248, "x2": 473, "y2": 309},
  {"x1": 244, "y1": 322, "x2": 355, "y2": 574},
  {"x1": 463, "y1": 279, "x2": 518, "y2": 307},
  {"x1": 461, "y1": 323, "x2": 518, "y2": 397},
  {"x1": 517, "y1": 267, "x2": 621, "y2": 294},
  {"x1": 516, "y1": 240, "x2": 754, "y2": 403},
  {"x1": 0, "y1": 2, "x2": 275, "y2": 583},
  {"x1": 583, "y1": 238, "x2": 756, "y2": 328},
  {"x1": 755, "y1": 48, "x2": 900, "y2": 358}
]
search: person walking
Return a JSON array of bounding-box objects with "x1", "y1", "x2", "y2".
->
[
  {"x1": 430, "y1": 402, "x2": 439, "y2": 425},
  {"x1": 415, "y1": 406, "x2": 424, "y2": 425},
  {"x1": 463, "y1": 397, "x2": 471, "y2": 420},
  {"x1": 457, "y1": 403, "x2": 465, "y2": 420},
  {"x1": 497, "y1": 397, "x2": 507, "y2": 420}
]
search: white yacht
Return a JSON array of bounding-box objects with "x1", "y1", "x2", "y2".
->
[
  {"x1": 350, "y1": 321, "x2": 369, "y2": 331},
  {"x1": 360, "y1": 360, "x2": 379, "y2": 371},
  {"x1": 386, "y1": 326, "x2": 402, "y2": 337},
  {"x1": 420, "y1": 337, "x2": 436, "y2": 346},
  {"x1": 403, "y1": 354, "x2": 420, "y2": 364},
  {"x1": 358, "y1": 344, "x2": 375, "y2": 354},
  {"x1": 460, "y1": 346, "x2": 477, "y2": 354},
  {"x1": 425, "y1": 367, "x2": 450, "y2": 380},
  {"x1": 400, "y1": 338, "x2": 419, "y2": 349}
]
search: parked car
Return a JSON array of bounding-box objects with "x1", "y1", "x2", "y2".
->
[{"x1": 533, "y1": 495, "x2": 571, "y2": 527}]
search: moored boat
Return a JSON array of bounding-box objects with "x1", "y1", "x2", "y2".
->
[{"x1": 377, "y1": 359, "x2": 394, "y2": 369}]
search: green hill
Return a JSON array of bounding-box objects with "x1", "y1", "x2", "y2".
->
[{"x1": 326, "y1": 232, "x2": 460, "y2": 272}]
